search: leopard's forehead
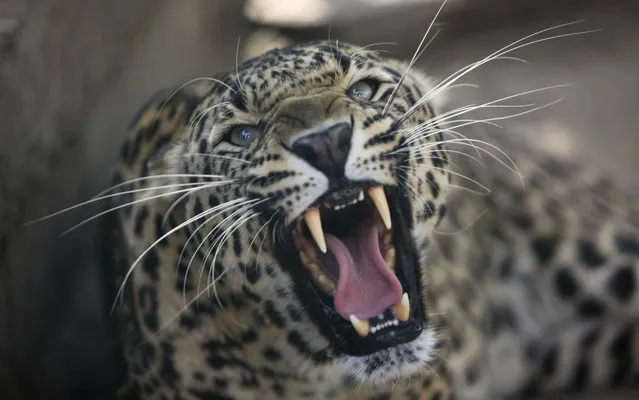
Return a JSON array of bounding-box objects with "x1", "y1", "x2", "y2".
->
[{"x1": 212, "y1": 40, "x2": 390, "y2": 114}]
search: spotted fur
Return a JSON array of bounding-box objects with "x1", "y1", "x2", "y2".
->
[{"x1": 101, "y1": 40, "x2": 639, "y2": 399}]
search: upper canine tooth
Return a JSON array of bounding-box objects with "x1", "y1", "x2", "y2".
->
[
  {"x1": 368, "y1": 186, "x2": 392, "y2": 230},
  {"x1": 349, "y1": 315, "x2": 371, "y2": 337},
  {"x1": 303, "y1": 208, "x2": 327, "y2": 253},
  {"x1": 391, "y1": 293, "x2": 410, "y2": 322}
]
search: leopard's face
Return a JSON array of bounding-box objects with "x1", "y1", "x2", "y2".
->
[{"x1": 170, "y1": 41, "x2": 450, "y2": 383}]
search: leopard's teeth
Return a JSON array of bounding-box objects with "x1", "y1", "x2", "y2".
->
[
  {"x1": 306, "y1": 261, "x2": 320, "y2": 274},
  {"x1": 303, "y1": 207, "x2": 326, "y2": 253},
  {"x1": 358, "y1": 191, "x2": 365, "y2": 201},
  {"x1": 383, "y1": 231, "x2": 392, "y2": 245},
  {"x1": 299, "y1": 250, "x2": 335, "y2": 294},
  {"x1": 368, "y1": 186, "x2": 391, "y2": 230},
  {"x1": 316, "y1": 273, "x2": 336, "y2": 293},
  {"x1": 299, "y1": 250, "x2": 310, "y2": 266},
  {"x1": 349, "y1": 315, "x2": 370, "y2": 337},
  {"x1": 391, "y1": 293, "x2": 410, "y2": 322},
  {"x1": 384, "y1": 246, "x2": 396, "y2": 269},
  {"x1": 371, "y1": 318, "x2": 399, "y2": 334}
]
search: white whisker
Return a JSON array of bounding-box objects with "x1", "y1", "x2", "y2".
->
[
  {"x1": 244, "y1": 212, "x2": 277, "y2": 266},
  {"x1": 181, "y1": 198, "x2": 261, "y2": 304},
  {"x1": 62, "y1": 182, "x2": 234, "y2": 236},
  {"x1": 412, "y1": 28, "x2": 441, "y2": 66},
  {"x1": 403, "y1": 85, "x2": 569, "y2": 135},
  {"x1": 447, "y1": 183, "x2": 492, "y2": 197},
  {"x1": 184, "y1": 199, "x2": 264, "y2": 292},
  {"x1": 401, "y1": 138, "x2": 522, "y2": 184},
  {"x1": 162, "y1": 179, "x2": 238, "y2": 226},
  {"x1": 149, "y1": 77, "x2": 237, "y2": 136},
  {"x1": 434, "y1": 209, "x2": 488, "y2": 236},
  {"x1": 111, "y1": 195, "x2": 247, "y2": 312},
  {"x1": 25, "y1": 174, "x2": 230, "y2": 225},
  {"x1": 235, "y1": 36, "x2": 245, "y2": 94},
  {"x1": 412, "y1": 148, "x2": 486, "y2": 169},
  {"x1": 382, "y1": 0, "x2": 448, "y2": 115},
  {"x1": 207, "y1": 211, "x2": 260, "y2": 306},
  {"x1": 417, "y1": 98, "x2": 563, "y2": 140},
  {"x1": 184, "y1": 153, "x2": 250, "y2": 164},
  {"x1": 188, "y1": 101, "x2": 231, "y2": 134},
  {"x1": 404, "y1": 101, "x2": 539, "y2": 134},
  {"x1": 394, "y1": 166, "x2": 436, "y2": 207},
  {"x1": 26, "y1": 182, "x2": 206, "y2": 226},
  {"x1": 194, "y1": 202, "x2": 262, "y2": 293},
  {"x1": 401, "y1": 22, "x2": 595, "y2": 120},
  {"x1": 351, "y1": 42, "x2": 397, "y2": 61},
  {"x1": 432, "y1": 166, "x2": 491, "y2": 194}
]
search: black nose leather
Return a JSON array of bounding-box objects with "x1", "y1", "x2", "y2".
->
[{"x1": 291, "y1": 123, "x2": 352, "y2": 180}]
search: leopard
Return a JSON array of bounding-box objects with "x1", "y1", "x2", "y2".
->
[{"x1": 100, "y1": 38, "x2": 639, "y2": 400}]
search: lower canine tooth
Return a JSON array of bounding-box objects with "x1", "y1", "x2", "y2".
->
[
  {"x1": 303, "y1": 207, "x2": 327, "y2": 253},
  {"x1": 391, "y1": 293, "x2": 410, "y2": 322},
  {"x1": 349, "y1": 315, "x2": 370, "y2": 337}
]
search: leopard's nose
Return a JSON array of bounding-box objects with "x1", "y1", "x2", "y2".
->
[{"x1": 291, "y1": 123, "x2": 352, "y2": 180}]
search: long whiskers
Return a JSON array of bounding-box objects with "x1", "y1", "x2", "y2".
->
[
  {"x1": 235, "y1": 37, "x2": 248, "y2": 95},
  {"x1": 179, "y1": 197, "x2": 262, "y2": 304},
  {"x1": 149, "y1": 77, "x2": 237, "y2": 136},
  {"x1": 187, "y1": 101, "x2": 231, "y2": 136},
  {"x1": 142, "y1": 248, "x2": 250, "y2": 345},
  {"x1": 205, "y1": 208, "x2": 264, "y2": 306},
  {"x1": 25, "y1": 174, "x2": 230, "y2": 225},
  {"x1": 350, "y1": 42, "x2": 397, "y2": 62},
  {"x1": 392, "y1": 85, "x2": 575, "y2": 186},
  {"x1": 382, "y1": 0, "x2": 448, "y2": 115},
  {"x1": 395, "y1": 137, "x2": 523, "y2": 186},
  {"x1": 433, "y1": 208, "x2": 488, "y2": 236},
  {"x1": 184, "y1": 153, "x2": 250, "y2": 164},
  {"x1": 162, "y1": 179, "x2": 240, "y2": 226},
  {"x1": 63, "y1": 181, "x2": 235, "y2": 236},
  {"x1": 404, "y1": 84, "x2": 571, "y2": 137},
  {"x1": 111, "y1": 193, "x2": 247, "y2": 312},
  {"x1": 244, "y1": 211, "x2": 278, "y2": 266},
  {"x1": 400, "y1": 22, "x2": 596, "y2": 122},
  {"x1": 196, "y1": 204, "x2": 259, "y2": 288}
]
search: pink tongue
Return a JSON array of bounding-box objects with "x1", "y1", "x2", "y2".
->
[{"x1": 318, "y1": 220, "x2": 403, "y2": 320}]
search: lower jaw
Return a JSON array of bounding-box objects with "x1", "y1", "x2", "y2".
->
[{"x1": 273, "y1": 187, "x2": 427, "y2": 356}]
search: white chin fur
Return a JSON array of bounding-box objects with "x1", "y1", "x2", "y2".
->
[{"x1": 339, "y1": 328, "x2": 437, "y2": 385}]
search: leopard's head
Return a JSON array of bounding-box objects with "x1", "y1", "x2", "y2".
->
[{"x1": 168, "y1": 41, "x2": 451, "y2": 383}]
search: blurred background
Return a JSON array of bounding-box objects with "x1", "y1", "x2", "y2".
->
[{"x1": 0, "y1": 0, "x2": 637, "y2": 399}]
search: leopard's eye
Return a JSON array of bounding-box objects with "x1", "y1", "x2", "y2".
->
[
  {"x1": 347, "y1": 80, "x2": 379, "y2": 101},
  {"x1": 226, "y1": 125, "x2": 260, "y2": 148}
]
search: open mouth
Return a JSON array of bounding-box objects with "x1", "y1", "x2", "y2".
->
[{"x1": 276, "y1": 184, "x2": 425, "y2": 356}]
